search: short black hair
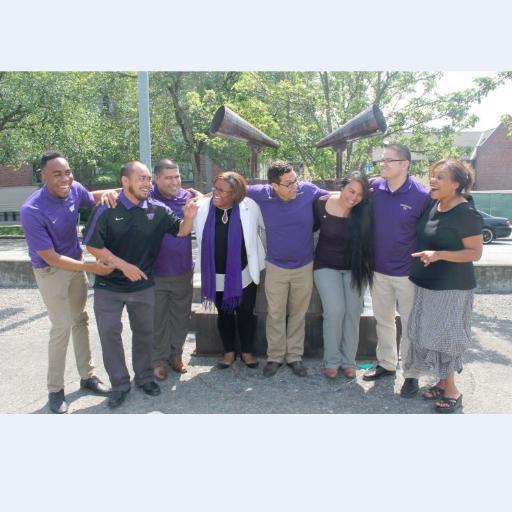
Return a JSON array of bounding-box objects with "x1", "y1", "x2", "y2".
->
[
  {"x1": 267, "y1": 160, "x2": 294, "y2": 184},
  {"x1": 40, "y1": 150, "x2": 65, "y2": 170},
  {"x1": 120, "y1": 160, "x2": 143, "y2": 179},
  {"x1": 430, "y1": 159, "x2": 475, "y2": 196},
  {"x1": 383, "y1": 142, "x2": 411, "y2": 162},
  {"x1": 154, "y1": 158, "x2": 179, "y2": 176}
]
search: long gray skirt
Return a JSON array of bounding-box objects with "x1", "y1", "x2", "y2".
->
[{"x1": 404, "y1": 285, "x2": 474, "y2": 379}]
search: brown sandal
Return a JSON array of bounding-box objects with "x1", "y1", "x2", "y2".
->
[
  {"x1": 342, "y1": 367, "x2": 356, "y2": 379},
  {"x1": 421, "y1": 385, "x2": 445, "y2": 400},
  {"x1": 324, "y1": 368, "x2": 338, "y2": 379},
  {"x1": 435, "y1": 394, "x2": 463, "y2": 413}
]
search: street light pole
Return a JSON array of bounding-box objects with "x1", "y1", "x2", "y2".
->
[{"x1": 138, "y1": 71, "x2": 152, "y2": 172}]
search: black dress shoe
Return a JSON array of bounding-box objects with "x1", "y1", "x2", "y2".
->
[
  {"x1": 400, "y1": 378, "x2": 419, "y2": 398},
  {"x1": 287, "y1": 361, "x2": 308, "y2": 377},
  {"x1": 80, "y1": 376, "x2": 111, "y2": 396},
  {"x1": 217, "y1": 352, "x2": 236, "y2": 369},
  {"x1": 362, "y1": 365, "x2": 396, "y2": 381},
  {"x1": 240, "y1": 353, "x2": 259, "y2": 369},
  {"x1": 262, "y1": 362, "x2": 282, "y2": 377},
  {"x1": 108, "y1": 389, "x2": 130, "y2": 409},
  {"x1": 48, "y1": 390, "x2": 68, "y2": 414},
  {"x1": 139, "y1": 381, "x2": 161, "y2": 396}
]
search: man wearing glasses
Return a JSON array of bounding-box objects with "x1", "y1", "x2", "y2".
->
[
  {"x1": 246, "y1": 160, "x2": 328, "y2": 377},
  {"x1": 363, "y1": 143, "x2": 430, "y2": 398}
]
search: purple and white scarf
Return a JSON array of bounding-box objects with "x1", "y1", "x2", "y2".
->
[{"x1": 201, "y1": 200, "x2": 243, "y2": 312}]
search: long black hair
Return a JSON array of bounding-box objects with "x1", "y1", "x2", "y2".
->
[{"x1": 343, "y1": 171, "x2": 374, "y2": 293}]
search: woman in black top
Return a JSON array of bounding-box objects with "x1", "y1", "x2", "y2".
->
[
  {"x1": 404, "y1": 159, "x2": 483, "y2": 413},
  {"x1": 313, "y1": 171, "x2": 373, "y2": 379},
  {"x1": 194, "y1": 172, "x2": 266, "y2": 370}
]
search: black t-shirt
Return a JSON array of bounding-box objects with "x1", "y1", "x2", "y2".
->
[
  {"x1": 83, "y1": 196, "x2": 181, "y2": 292},
  {"x1": 409, "y1": 200, "x2": 482, "y2": 290},
  {"x1": 214, "y1": 207, "x2": 248, "y2": 273},
  {"x1": 313, "y1": 198, "x2": 351, "y2": 271}
]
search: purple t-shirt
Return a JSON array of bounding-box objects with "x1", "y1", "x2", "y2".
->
[
  {"x1": 247, "y1": 182, "x2": 327, "y2": 269},
  {"x1": 20, "y1": 181, "x2": 95, "y2": 268},
  {"x1": 371, "y1": 176, "x2": 430, "y2": 277},
  {"x1": 150, "y1": 185, "x2": 193, "y2": 276}
]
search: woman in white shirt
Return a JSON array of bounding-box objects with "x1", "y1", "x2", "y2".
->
[{"x1": 194, "y1": 172, "x2": 266, "y2": 369}]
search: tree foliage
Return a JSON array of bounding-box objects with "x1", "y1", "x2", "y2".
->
[{"x1": 0, "y1": 71, "x2": 506, "y2": 189}]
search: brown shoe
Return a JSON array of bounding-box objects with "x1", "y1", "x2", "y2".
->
[
  {"x1": 342, "y1": 367, "x2": 356, "y2": 379},
  {"x1": 170, "y1": 357, "x2": 188, "y2": 374},
  {"x1": 153, "y1": 366, "x2": 168, "y2": 381},
  {"x1": 323, "y1": 368, "x2": 338, "y2": 379}
]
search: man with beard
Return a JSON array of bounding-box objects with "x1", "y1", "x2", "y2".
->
[
  {"x1": 84, "y1": 160, "x2": 198, "y2": 409},
  {"x1": 150, "y1": 159, "x2": 196, "y2": 379}
]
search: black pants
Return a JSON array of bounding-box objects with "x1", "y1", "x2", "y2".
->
[{"x1": 215, "y1": 282, "x2": 257, "y2": 354}]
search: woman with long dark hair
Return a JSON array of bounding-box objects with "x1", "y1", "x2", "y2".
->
[
  {"x1": 313, "y1": 171, "x2": 373, "y2": 379},
  {"x1": 404, "y1": 159, "x2": 482, "y2": 412}
]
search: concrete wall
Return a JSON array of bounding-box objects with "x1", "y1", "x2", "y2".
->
[{"x1": 0, "y1": 186, "x2": 38, "y2": 213}]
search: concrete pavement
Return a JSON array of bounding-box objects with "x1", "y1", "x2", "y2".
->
[{"x1": 0, "y1": 288, "x2": 510, "y2": 414}]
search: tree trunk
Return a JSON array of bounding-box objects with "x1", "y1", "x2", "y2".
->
[
  {"x1": 320, "y1": 72, "x2": 333, "y2": 133},
  {"x1": 166, "y1": 73, "x2": 204, "y2": 188}
]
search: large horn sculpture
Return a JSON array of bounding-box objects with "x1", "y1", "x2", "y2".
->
[
  {"x1": 316, "y1": 105, "x2": 387, "y2": 178},
  {"x1": 209, "y1": 106, "x2": 279, "y2": 178}
]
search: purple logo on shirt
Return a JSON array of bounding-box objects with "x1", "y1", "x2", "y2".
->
[{"x1": 147, "y1": 213, "x2": 155, "y2": 220}]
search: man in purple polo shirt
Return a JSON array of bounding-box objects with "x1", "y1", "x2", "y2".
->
[
  {"x1": 150, "y1": 159, "x2": 196, "y2": 380},
  {"x1": 362, "y1": 143, "x2": 431, "y2": 398},
  {"x1": 247, "y1": 160, "x2": 328, "y2": 377},
  {"x1": 20, "y1": 150, "x2": 114, "y2": 414}
]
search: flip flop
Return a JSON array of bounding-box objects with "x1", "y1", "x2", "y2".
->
[
  {"x1": 435, "y1": 394, "x2": 463, "y2": 413},
  {"x1": 422, "y1": 385, "x2": 445, "y2": 400}
]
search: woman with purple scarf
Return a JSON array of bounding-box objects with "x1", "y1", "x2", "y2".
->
[{"x1": 194, "y1": 172, "x2": 266, "y2": 369}]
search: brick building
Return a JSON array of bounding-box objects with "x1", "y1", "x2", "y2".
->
[
  {"x1": 0, "y1": 164, "x2": 37, "y2": 223},
  {"x1": 371, "y1": 122, "x2": 512, "y2": 191},
  {"x1": 470, "y1": 122, "x2": 512, "y2": 190}
]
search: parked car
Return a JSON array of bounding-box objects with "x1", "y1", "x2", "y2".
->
[{"x1": 478, "y1": 210, "x2": 512, "y2": 244}]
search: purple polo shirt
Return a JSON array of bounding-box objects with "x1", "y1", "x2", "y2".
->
[
  {"x1": 247, "y1": 182, "x2": 327, "y2": 269},
  {"x1": 150, "y1": 185, "x2": 193, "y2": 276},
  {"x1": 371, "y1": 176, "x2": 430, "y2": 276},
  {"x1": 20, "y1": 181, "x2": 95, "y2": 268}
]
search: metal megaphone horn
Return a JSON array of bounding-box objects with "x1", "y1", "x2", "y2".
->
[
  {"x1": 209, "y1": 106, "x2": 279, "y2": 178},
  {"x1": 316, "y1": 105, "x2": 387, "y2": 177}
]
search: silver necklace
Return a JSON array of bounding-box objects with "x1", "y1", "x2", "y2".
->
[{"x1": 219, "y1": 207, "x2": 231, "y2": 224}]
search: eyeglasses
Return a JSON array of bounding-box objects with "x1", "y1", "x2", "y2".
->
[
  {"x1": 277, "y1": 177, "x2": 299, "y2": 189},
  {"x1": 212, "y1": 186, "x2": 232, "y2": 196},
  {"x1": 380, "y1": 159, "x2": 406, "y2": 164}
]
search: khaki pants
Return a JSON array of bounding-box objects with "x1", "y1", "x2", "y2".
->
[
  {"x1": 34, "y1": 267, "x2": 94, "y2": 393},
  {"x1": 264, "y1": 261, "x2": 313, "y2": 364},
  {"x1": 370, "y1": 271, "x2": 419, "y2": 378},
  {"x1": 153, "y1": 272, "x2": 193, "y2": 366}
]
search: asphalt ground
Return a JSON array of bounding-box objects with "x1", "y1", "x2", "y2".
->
[{"x1": 0, "y1": 288, "x2": 510, "y2": 414}]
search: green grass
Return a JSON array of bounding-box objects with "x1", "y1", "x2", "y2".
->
[{"x1": 0, "y1": 226, "x2": 24, "y2": 236}]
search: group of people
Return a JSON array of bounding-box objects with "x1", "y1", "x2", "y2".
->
[{"x1": 21, "y1": 142, "x2": 483, "y2": 414}]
